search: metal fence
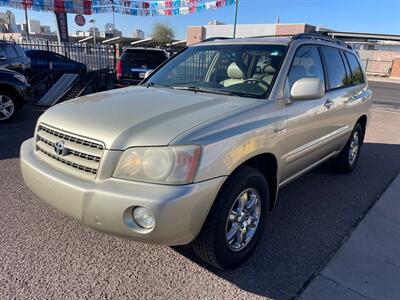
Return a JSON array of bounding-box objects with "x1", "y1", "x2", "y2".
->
[
  {"x1": 16, "y1": 40, "x2": 117, "y2": 71},
  {"x1": 360, "y1": 59, "x2": 393, "y2": 76}
]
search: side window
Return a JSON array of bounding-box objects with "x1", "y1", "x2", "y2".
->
[
  {"x1": 13, "y1": 45, "x2": 25, "y2": 57},
  {"x1": 340, "y1": 51, "x2": 352, "y2": 86},
  {"x1": 320, "y1": 46, "x2": 347, "y2": 90},
  {"x1": 3, "y1": 44, "x2": 18, "y2": 59},
  {"x1": 345, "y1": 52, "x2": 365, "y2": 85},
  {"x1": 287, "y1": 45, "x2": 325, "y2": 91}
]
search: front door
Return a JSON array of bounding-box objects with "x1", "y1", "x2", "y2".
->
[{"x1": 283, "y1": 45, "x2": 336, "y2": 182}]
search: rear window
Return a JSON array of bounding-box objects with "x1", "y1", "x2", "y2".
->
[
  {"x1": 121, "y1": 50, "x2": 167, "y2": 65},
  {"x1": 320, "y1": 46, "x2": 347, "y2": 90},
  {"x1": 345, "y1": 52, "x2": 364, "y2": 85}
]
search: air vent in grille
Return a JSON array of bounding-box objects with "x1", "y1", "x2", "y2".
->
[{"x1": 35, "y1": 124, "x2": 105, "y2": 178}]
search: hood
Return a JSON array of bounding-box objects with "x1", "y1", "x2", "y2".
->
[{"x1": 39, "y1": 86, "x2": 258, "y2": 149}]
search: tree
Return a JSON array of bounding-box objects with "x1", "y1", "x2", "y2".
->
[{"x1": 151, "y1": 22, "x2": 175, "y2": 45}]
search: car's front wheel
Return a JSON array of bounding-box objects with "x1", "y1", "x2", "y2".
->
[
  {"x1": 192, "y1": 166, "x2": 270, "y2": 269},
  {"x1": 0, "y1": 92, "x2": 17, "y2": 123}
]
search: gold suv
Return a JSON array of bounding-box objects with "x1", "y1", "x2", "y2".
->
[{"x1": 20, "y1": 34, "x2": 372, "y2": 269}]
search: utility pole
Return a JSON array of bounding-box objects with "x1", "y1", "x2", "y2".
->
[
  {"x1": 90, "y1": 19, "x2": 96, "y2": 44},
  {"x1": 112, "y1": 0, "x2": 116, "y2": 36},
  {"x1": 233, "y1": 0, "x2": 239, "y2": 38},
  {"x1": 24, "y1": 3, "x2": 29, "y2": 40}
]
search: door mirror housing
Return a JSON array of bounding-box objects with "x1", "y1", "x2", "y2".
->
[
  {"x1": 0, "y1": 54, "x2": 6, "y2": 61},
  {"x1": 290, "y1": 78, "x2": 325, "y2": 101}
]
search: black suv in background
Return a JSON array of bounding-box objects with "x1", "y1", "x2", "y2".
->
[
  {"x1": 0, "y1": 41, "x2": 31, "y2": 76},
  {"x1": 0, "y1": 68, "x2": 31, "y2": 123},
  {"x1": 116, "y1": 48, "x2": 168, "y2": 85}
]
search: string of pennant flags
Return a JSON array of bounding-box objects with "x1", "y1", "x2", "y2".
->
[{"x1": 0, "y1": 0, "x2": 235, "y2": 15}]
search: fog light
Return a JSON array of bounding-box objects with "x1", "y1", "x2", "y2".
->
[{"x1": 133, "y1": 207, "x2": 155, "y2": 229}]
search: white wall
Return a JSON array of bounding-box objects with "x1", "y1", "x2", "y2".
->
[{"x1": 204, "y1": 24, "x2": 276, "y2": 39}]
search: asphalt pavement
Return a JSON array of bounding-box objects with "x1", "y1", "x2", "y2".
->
[{"x1": 0, "y1": 81, "x2": 399, "y2": 299}]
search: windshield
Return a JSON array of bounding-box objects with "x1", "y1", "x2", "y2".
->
[{"x1": 145, "y1": 44, "x2": 287, "y2": 99}]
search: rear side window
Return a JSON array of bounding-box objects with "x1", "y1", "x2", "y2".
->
[
  {"x1": 287, "y1": 45, "x2": 325, "y2": 90},
  {"x1": 13, "y1": 45, "x2": 25, "y2": 57},
  {"x1": 320, "y1": 46, "x2": 347, "y2": 90},
  {"x1": 345, "y1": 52, "x2": 364, "y2": 85},
  {"x1": 0, "y1": 44, "x2": 18, "y2": 59}
]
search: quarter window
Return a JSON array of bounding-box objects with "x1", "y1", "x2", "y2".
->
[
  {"x1": 345, "y1": 52, "x2": 364, "y2": 85},
  {"x1": 287, "y1": 45, "x2": 325, "y2": 91},
  {"x1": 320, "y1": 46, "x2": 347, "y2": 90}
]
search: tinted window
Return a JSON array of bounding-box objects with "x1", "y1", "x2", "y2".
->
[
  {"x1": 341, "y1": 51, "x2": 352, "y2": 86},
  {"x1": 345, "y1": 52, "x2": 364, "y2": 85},
  {"x1": 321, "y1": 46, "x2": 347, "y2": 90},
  {"x1": 288, "y1": 45, "x2": 325, "y2": 90},
  {"x1": 0, "y1": 44, "x2": 18, "y2": 59},
  {"x1": 13, "y1": 45, "x2": 25, "y2": 57},
  {"x1": 122, "y1": 50, "x2": 167, "y2": 67}
]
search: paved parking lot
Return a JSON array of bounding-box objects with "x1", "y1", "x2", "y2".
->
[{"x1": 1, "y1": 82, "x2": 399, "y2": 299}]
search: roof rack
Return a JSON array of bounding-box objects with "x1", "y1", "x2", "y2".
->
[
  {"x1": 200, "y1": 37, "x2": 233, "y2": 43},
  {"x1": 291, "y1": 33, "x2": 353, "y2": 49}
]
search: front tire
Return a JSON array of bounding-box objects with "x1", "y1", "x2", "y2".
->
[
  {"x1": 192, "y1": 166, "x2": 270, "y2": 269},
  {"x1": 331, "y1": 123, "x2": 363, "y2": 173},
  {"x1": 0, "y1": 92, "x2": 17, "y2": 123}
]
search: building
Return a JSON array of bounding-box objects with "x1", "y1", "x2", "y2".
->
[
  {"x1": 187, "y1": 22, "x2": 316, "y2": 45},
  {"x1": 28, "y1": 20, "x2": 41, "y2": 34},
  {"x1": 132, "y1": 29, "x2": 145, "y2": 39},
  {"x1": 17, "y1": 23, "x2": 27, "y2": 34},
  {"x1": 104, "y1": 23, "x2": 114, "y2": 34},
  {"x1": 0, "y1": 10, "x2": 18, "y2": 33},
  {"x1": 40, "y1": 25, "x2": 51, "y2": 34}
]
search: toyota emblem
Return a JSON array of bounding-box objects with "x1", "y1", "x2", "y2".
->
[{"x1": 54, "y1": 141, "x2": 66, "y2": 156}]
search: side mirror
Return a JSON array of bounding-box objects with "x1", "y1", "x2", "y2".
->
[
  {"x1": 290, "y1": 77, "x2": 325, "y2": 101},
  {"x1": 0, "y1": 55, "x2": 6, "y2": 61}
]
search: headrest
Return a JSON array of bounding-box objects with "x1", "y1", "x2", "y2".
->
[
  {"x1": 263, "y1": 65, "x2": 276, "y2": 74},
  {"x1": 227, "y1": 62, "x2": 245, "y2": 79}
]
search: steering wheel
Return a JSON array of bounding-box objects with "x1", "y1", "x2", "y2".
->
[{"x1": 243, "y1": 78, "x2": 269, "y2": 90}]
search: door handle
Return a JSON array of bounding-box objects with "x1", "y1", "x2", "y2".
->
[{"x1": 324, "y1": 99, "x2": 333, "y2": 109}]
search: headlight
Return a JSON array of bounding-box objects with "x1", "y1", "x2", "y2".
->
[
  {"x1": 13, "y1": 74, "x2": 27, "y2": 83},
  {"x1": 113, "y1": 145, "x2": 201, "y2": 184}
]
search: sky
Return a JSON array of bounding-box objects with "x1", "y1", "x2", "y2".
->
[{"x1": 2, "y1": 0, "x2": 400, "y2": 40}]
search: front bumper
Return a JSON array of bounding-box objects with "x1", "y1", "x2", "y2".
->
[{"x1": 20, "y1": 139, "x2": 225, "y2": 245}]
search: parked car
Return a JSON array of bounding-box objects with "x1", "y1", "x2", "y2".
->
[
  {"x1": 116, "y1": 47, "x2": 168, "y2": 85},
  {"x1": 24, "y1": 50, "x2": 87, "y2": 74},
  {"x1": 20, "y1": 34, "x2": 372, "y2": 269},
  {"x1": 0, "y1": 41, "x2": 31, "y2": 76},
  {"x1": 0, "y1": 68, "x2": 31, "y2": 123}
]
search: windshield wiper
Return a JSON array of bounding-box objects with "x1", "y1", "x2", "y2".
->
[{"x1": 171, "y1": 86, "x2": 237, "y2": 96}]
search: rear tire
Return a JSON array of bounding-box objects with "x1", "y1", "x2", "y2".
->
[
  {"x1": 192, "y1": 166, "x2": 270, "y2": 269},
  {"x1": 331, "y1": 123, "x2": 363, "y2": 173}
]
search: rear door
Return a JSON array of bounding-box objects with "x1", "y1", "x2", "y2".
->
[{"x1": 319, "y1": 46, "x2": 357, "y2": 153}]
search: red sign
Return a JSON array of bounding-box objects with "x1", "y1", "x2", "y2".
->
[{"x1": 75, "y1": 14, "x2": 86, "y2": 27}]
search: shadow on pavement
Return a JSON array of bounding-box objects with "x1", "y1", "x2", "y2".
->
[
  {"x1": 175, "y1": 142, "x2": 400, "y2": 299},
  {"x1": 0, "y1": 106, "x2": 42, "y2": 160}
]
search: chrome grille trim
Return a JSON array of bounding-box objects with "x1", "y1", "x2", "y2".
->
[{"x1": 35, "y1": 124, "x2": 105, "y2": 178}]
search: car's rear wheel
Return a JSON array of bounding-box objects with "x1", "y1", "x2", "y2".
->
[
  {"x1": 0, "y1": 92, "x2": 17, "y2": 123},
  {"x1": 192, "y1": 166, "x2": 269, "y2": 269},
  {"x1": 331, "y1": 123, "x2": 363, "y2": 173}
]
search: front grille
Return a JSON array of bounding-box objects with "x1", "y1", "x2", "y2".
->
[{"x1": 35, "y1": 124, "x2": 105, "y2": 178}]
